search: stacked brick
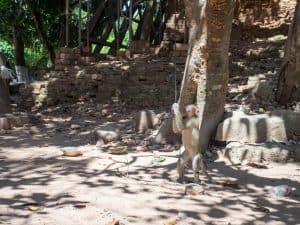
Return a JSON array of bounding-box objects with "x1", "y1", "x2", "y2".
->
[
  {"x1": 20, "y1": 55, "x2": 185, "y2": 109},
  {"x1": 55, "y1": 47, "x2": 97, "y2": 71}
]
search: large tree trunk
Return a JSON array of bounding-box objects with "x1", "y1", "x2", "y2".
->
[
  {"x1": 276, "y1": 1, "x2": 300, "y2": 104},
  {"x1": 140, "y1": 0, "x2": 157, "y2": 41},
  {"x1": 178, "y1": 0, "x2": 235, "y2": 150},
  {"x1": 0, "y1": 79, "x2": 11, "y2": 114},
  {"x1": 134, "y1": 0, "x2": 157, "y2": 42},
  {"x1": 25, "y1": 0, "x2": 56, "y2": 66},
  {"x1": 13, "y1": 25, "x2": 25, "y2": 67},
  {"x1": 0, "y1": 57, "x2": 11, "y2": 114},
  {"x1": 13, "y1": 25, "x2": 30, "y2": 83}
]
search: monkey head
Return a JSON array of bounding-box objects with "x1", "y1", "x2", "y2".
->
[{"x1": 184, "y1": 104, "x2": 199, "y2": 118}]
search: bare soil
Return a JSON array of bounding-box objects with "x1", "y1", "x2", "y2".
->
[
  {"x1": 2, "y1": 11, "x2": 300, "y2": 225},
  {"x1": 1, "y1": 102, "x2": 300, "y2": 225}
]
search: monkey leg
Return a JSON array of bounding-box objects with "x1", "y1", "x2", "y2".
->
[
  {"x1": 192, "y1": 153, "x2": 212, "y2": 183},
  {"x1": 177, "y1": 145, "x2": 189, "y2": 182}
]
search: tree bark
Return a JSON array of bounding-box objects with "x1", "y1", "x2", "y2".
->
[
  {"x1": 276, "y1": 1, "x2": 300, "y2": 104},
  {"x1": 25, "y1": 0, "x2": 56, "y2": 65},
  {"x1": 178, "y1": 0, "x2": 235, "y2": 150},
  {"x1": 0, "y1": 57, "x2": 11, "y2": 114},
  {"x1": 140, "y1": 0, "x2": 157, "y2": 41},
  {"x1": 0, "y1": 79, "x2": 11, "y2": 114},
  {"x1": 12, "y1": 25, "x2": 25, "y2": 67}
]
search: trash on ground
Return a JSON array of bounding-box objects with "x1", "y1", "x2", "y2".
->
[
  {"x1": 24, "y1": 203, "x2": 43, "y2": 212},
  {"x1": 269, "y1": 185, "x2": 292, "y2": 197},
  {"x1": 150, "y1": 155, "x2": 166, "y2": 165},
  {"x1": 62, "y1": 147, "x2": 82, "y2": 157},
  {"x1": 109, "y1": 146, "x2": 128, "y2": 154}
]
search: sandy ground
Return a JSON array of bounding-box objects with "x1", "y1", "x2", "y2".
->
[{"x1": 0, "y1": 108, "x2": 300, "y2": 225}]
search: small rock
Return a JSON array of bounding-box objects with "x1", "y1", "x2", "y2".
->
[
  {"x1": 94, "y1": 126, "x2": 120, "y2": 146},
  {"x1": 135, "y1": 110, "x2": 155, "y2": 133},
  {"x1": 71, "y1": 124, "x2": 81, "y2": 130},
  {"x1": 101, "y1": 109, "x2": 109, "y2": 116},
  {"x1": 29, "y1": 126, "x2": 40, "y2": 135},
  {"x1": 184, "y1": 184, "x2": 206, "y2": 196}
]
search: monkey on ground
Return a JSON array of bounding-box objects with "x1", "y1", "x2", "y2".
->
[{"x1": 172, "y1": 103, "x2": 211, "y2": 183}]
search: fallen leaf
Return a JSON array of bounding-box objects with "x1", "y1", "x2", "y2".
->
[
  {"x1": 163, "y1": 218, "x2": 177, "y2": 225},
  {"x1": 24, "y1": 203, "x2": 43, "y2": 212},
  {"x1": 254, "y1": 204, "x2": 270, "y2": 213},
  {"x1": 246, "y1": 162, "x2": 267, "y2": 169},
  {"x1": 185, "y1": 184, "x2": 206, "y2": 196},
  {"x1": 106, "y1": 219, "x2": 120, "y2": 225},
  {"x1": 73, "y1": 204, "x2": 86, "y2": 209},
  {"x1": 218, "y1": 181, "x2": 241, "y2": 189}
]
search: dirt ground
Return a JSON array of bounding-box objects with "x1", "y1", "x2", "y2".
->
[{"x1": 0, "y1": 103, "x2": 300, "y2": 225}]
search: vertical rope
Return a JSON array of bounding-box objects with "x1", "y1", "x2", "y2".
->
[{"x1": 174, "y1": 0, "x2": 178, "y2": 102}]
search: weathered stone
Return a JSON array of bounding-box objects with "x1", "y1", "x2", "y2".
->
[
  {"x1": 250, "y1": 79, "x2": 274, "y2": 103},
  {"x1": 218, "y1": 142, "x2": 293, "y2": 163},
  {"x1": 154, "y1": 117, "x2": 181, "y2": 145},
  {"x1": 215, "y1": 110, "x2": 300, "y2": 143},
  {"x1": 94, "y1": 126, "x2": 120, "y2": 146},
  {"x1": 0, "y1": 115, "x2": 29, "y2": 130},
  {"x1": 71, "y1": 124, "x2": 81, "y2": 130},
  {"x1": 135, "y1": 110, "x2": 155, "y2": 133},
  {"x1": 0, "y1": 117, "x2": 11, "y2": 130}
]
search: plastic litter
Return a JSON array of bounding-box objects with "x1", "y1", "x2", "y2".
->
[{"x1": 269, "y1": 185, "x2": 292, "y2": 197}]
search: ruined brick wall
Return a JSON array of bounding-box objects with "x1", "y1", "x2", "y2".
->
[{"x1": 20, "y1": 48, "x2": 185, "y2": 109}]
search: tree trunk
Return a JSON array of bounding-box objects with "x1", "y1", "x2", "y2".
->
[
  {"x1": 140, "y1": 0, "x2": 157, "y2": 41},
  {"x1": 13, "y1": 25, "x2": 25, "y2": 67},
  {"x1": 0, "y1": 79, "x2": 11, "y2": 114},
  {"x1": 178, "y1": 0, "x2": 235, "y2": 150},
  {"x1": 25, "y1": 0, "x2": 56, "y2": 65},
  {"x1": 0, "y1": 57, "x2": 11, "y2": 114},
  {"x1": 276, "y1": 1, "x2": 300, "y2": 104}
]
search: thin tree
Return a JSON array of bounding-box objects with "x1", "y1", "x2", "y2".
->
[
  {"x1": 277, "y1": 1, "x2": 300, "y2": 104},
  {"x1": 178, "y1": 0, "x2": 235, "y2": 149}
]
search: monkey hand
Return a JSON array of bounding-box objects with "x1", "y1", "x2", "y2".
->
[{"x1": 172, "y1": 103, "x2": 180, "y2": 115}]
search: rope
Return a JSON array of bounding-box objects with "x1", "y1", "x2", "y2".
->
[{"x1": 173, "y1": 0, "x2": 178, "y2": 103}]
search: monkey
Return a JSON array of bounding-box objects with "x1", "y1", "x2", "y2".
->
[{"x1": 172, "y1": 103, "x2": 211, "y2": 183}]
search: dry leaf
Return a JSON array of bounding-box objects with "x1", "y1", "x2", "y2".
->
[
  {"x1": 106, "y1": 219, "x2": 120, "y2": 225},
  {"x1": 73, "y1": 204, "x2": 86, "y2": 209},
  {"x1": 24, "y1": 203, "x2": 43, "y2": 212},
  {"x1": 163, "y1": 218, "x2": 177, "y2": 225},
  {"x1": 246, "y1": 162, "x2": 267, "y2": 169},
  {"x1": 218, "y1": 181, "x2": 241, "y2": 189},
  {"x1": 254, "y1": 204, "x2": 270, "y2": 213},
  {"x1": 184, "y1": 185, "x2": 206, "y2": 196}
]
